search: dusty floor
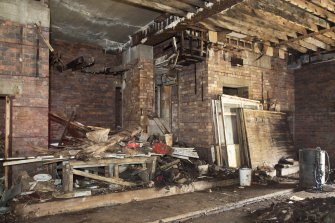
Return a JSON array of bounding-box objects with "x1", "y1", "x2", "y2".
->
[
  {"x1": 19, "y1": 184, "x2": 296, "y2": 223},
  {"x1": 187, "y1": 189, "x2": 335, "y2": 223}
]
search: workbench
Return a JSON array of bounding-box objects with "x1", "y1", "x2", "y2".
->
[{"x1": 62, "y1": 156, "x2": 157, "y2": 192}]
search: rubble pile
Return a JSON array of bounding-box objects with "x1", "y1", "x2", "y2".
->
[{"x1": 253, "y1": 197, "x2": 335, "y2": 223}]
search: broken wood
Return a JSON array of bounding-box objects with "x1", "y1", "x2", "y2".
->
[
  {"x1": 72, "y1": 169, "x2": 136, "y2": 187},
  {"x1": 76, "y1": 126, "x2": 142, "y2": 160},
  {"x1": 14, "y1": 179, "x2": 238, "y2": 219}
]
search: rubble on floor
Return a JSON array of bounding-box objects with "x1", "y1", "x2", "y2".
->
[
  {"x1": 0, "y1": 112, "x2": 239, "y2": 213},
  {"x1": 253, "y1": 197, "x2": 335, "y2": 223}
]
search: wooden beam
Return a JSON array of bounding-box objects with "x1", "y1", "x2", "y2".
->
[
  {"x1": 299, "y1": 40, "x2": 318, "y2": 51},
  {"x1": 286, "y1": 42, "x2": 308, "y2": 53},
  {"x1": 304, "y1": 37, "x2": 330, "y2": 50},
  {"x1": 314, "y1": 35, "x2": 335, "y2": 47},
  {"x1": 72, "y1": 169, "x2": 136, "y2": 186},
  {"x1": 278, "y1": 26, "x2": 335, "y2": 45},
  {"x1": 151, "y1": 0, "x2": 198, "y2": 13},
  {"x1": 258, "y1": 0, "x2": 330, "y2": 29},
  {"x1": 207, "y1": 16, "x2": 280, "y2": 43},
  {"x1": 249, "y1": 0, "x2": 321, "y2": 32},
  {"x1": 132, "y1": 0, "x2": 245, "y2": 46},
  {"x1": 324, "y1": 31, "x2": 335, "y2": 40},
  {"x1": 310, "y1": 0, "x2": 335, "y2": 12},
  {"x1": 119, "y1": 0, "x2": 187, "y2": 16},
  {"x1": 14, "y1": 179, "x2": 238, "y2": 218},
  {"x1": 217, "y1": 14, "x2": 290, "y2": 41},
  {"x1": 239, "y1": 4, "x2": 308, "y2": 35},
  {"x1": 224, "y1": 8, "x2": 299, "y2": 38},
  {"x1": 4, "y1": 96, "x2": 10, "y2": 190},
  {"x1": 282, "y1": 0, "x2": 335, "y2": 23},
  {"x1": 179, "y1": 0, "x2": 206, "y2": 8}
]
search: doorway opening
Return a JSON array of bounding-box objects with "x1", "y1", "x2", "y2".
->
[
  {"x1": 0, "y1": 96, "x2": 11, "y2": 189},
  {"x1": 223, "y1": 86, "x2": 249, "y2": 99}
]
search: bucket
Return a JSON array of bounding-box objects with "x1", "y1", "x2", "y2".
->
[
  {"x1": 165, "y1": 134, "x2": 173, "y2": 147},
  {"x1": 239, "y1": 168, "x2": 252, "y2": 186}
]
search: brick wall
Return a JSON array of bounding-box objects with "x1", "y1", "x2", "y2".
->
[
  {"x1": 171, "y1": 49, "x2": 294, "y2": 147},
  {"x1": 123, "y1": 60, "x2": 154, "y2": 128},
  {"x1": 295, "y1": 61, "x2": 335, "y2": 161},
  {"x1": 0, "y1": 19, "x2": 49, "y2": 157},
  {"x1": 50, "y1": 39, "x2": 122, "y2": 141}
]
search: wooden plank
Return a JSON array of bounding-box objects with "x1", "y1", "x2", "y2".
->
[
  {"x1": 72, "y1": 169, "x2": 135, "y2": 186},
  {"x1": 243, "y1": 109, "x2": 295, "y2": 169},
  {"x1": 4, "y1": 96, "x2": 10, "y2": 189},
  {"x1": 70, "y1": 157, "x2": 153, "y2": 167},
  {"x1": 119, "y1": 0, "x2": 187, "y2": 16},
  {"x1": 62, "y1": 163, "x2": 73, "y2": 192},
  {"x1": 283, "y1": 0, "x2": 335, "y2": 23},
  {"x1": 14, "y1": 179, "x2": 239, "y2": 219}
]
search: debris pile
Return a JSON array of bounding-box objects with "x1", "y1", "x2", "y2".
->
[{"x1": 253, "y1": 197, "x2": 335, "y2": 223}]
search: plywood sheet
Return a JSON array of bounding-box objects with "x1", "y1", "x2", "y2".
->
[{"x1": 243, "y1": 109, "x2": 295, "y2": 168}]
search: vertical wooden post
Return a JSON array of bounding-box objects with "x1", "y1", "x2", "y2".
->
[
  {"x1": 114, "y1": 165, "x2": 119, "y2": 178},
  {"x1": 4, "y1": 96, "x2": 11, "y2": 190},
  {"x1": 62, "y1": 162, "x2": 73, "y2": 192}
]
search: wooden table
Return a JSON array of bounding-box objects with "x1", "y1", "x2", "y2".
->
[{"x1": 62, "y1": 156, "x2": 157, "y2": 192}]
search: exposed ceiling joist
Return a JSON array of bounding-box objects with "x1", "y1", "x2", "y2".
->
[
  {"x1": 179, "y1": 0, "x2": 206, "y2": 8},
  {"x1": 151, "y1": 0, "x2": 198, "y2": 13},
  {"x1": 310, "y1": 0, "x2": 335, "y2": 12},
  {"x1": 132, "y1": 0, "x2": 245, "y2": 46},
  {"x1": 283, "y1": 0, "x2": 335, "y2": 23},
  {"x1": 119, "y1": 0, "x2": 187, "y2": 16},
  {"x1": 304, "y1": 37, "x2": 330, "y2": 50},
  {"x1": 299, "y1": 40, "x2": 318, "y2": 51}
]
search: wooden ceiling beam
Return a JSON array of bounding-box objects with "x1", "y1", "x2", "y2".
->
[
  {"x1": 278, "y1": 26, "x2": 335, "y2": 45},
  {"x1": 282, "y1": 0, "x2": 335, "y2": 23},
  {"x1": 310, "y1": 0, "x2": 335, "y2": 13},
  {"x1": 314, "y1": 35, "x2": 335, "y2": 46},
  {"x1": 249, "y1": 0, "x2": 322, "y2": 32},
  {"x1": 151, "y1": 0, "x2": 198, "y2": 13},
  {"x1": 131, "y1": 0, "x2": 245, "y2": 46},
  {"x1": 119, "y1": 0, "x2": 187, "y2": 16},
  {"x1": 238, "y1": 4, "x2": 308, "y2": 35},
  {"x1": 304, "y1": 37, "x2": 331, "y2": 50},
  {"x1": 205, "y1": 17, "x2": 280, "y2": 43},
  {"x1": 286, "y1": 43, "x2": 308, "y2": 53},
  {"x1": 298, "y1": 40, "x2": 318, "y2": 51},
  {"x1": 324, "y1": 31, "x2": 335, "y2": 40},
  {"x1": 179, "y1": 0, "x2": 206, "y2": 8},
  {"x1": 261, "y1": 0, "x2": 330, "y2": 29},
  {"x1": 226, "y1": 6, "x2": 298, "y2": 38},
  {"x1": 216, "y1": 13, "x2": 290, "y2": 41}
]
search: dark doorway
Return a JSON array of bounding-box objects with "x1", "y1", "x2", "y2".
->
[
  {"x1": 0, "y1": 97, "x2": 6, "y2": 186},
  {"x1": 115, "y1": 87, "x2": 122, "y2": 129}
]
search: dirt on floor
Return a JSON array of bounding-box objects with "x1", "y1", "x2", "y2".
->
[{"x1": 14, "y1": 184, "x2": 295, "y2": 223}]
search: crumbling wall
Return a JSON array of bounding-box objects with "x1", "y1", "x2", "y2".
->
[
  {"x1": 171, "y1": 49, "x2": 294, "y2": 148},
  {"x1": 123, "y1": 60, "x2": 154, "y2": 128},
  {"x1": 50, "y1": 39, "x2": 122, "y2": 142},
  {"x1": 0, "y1": 0, "x2": 50, "y2": 157},
  {"x1": 295, "y1": 61, "x2": 335, "y2": 161}
]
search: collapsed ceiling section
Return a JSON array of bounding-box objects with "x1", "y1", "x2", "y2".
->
[
  {"x1": 50, "y1": 0, "x2": 160, "y2": 50},
  {"x1": 50, "y1": 0, "x2": 335, "y2": 55}
]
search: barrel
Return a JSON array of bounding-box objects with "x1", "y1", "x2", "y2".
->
[{"x1": 299, "y1": 148, "x2": 326, "y2": 188}]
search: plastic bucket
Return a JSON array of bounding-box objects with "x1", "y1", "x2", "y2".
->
[
  {"x1": 165, "y1": 134, "x2": 173, "y2": 147},
  {"x1": 239, "y1": 168, "x2": 252, "y2": 186}
]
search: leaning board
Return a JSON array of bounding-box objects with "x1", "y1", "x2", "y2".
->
[{"x1": 243, "y1": 109, "x2": 295, "y2": 168}]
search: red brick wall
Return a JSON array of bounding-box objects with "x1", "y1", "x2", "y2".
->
[
  {"x1": 171, "y1": 49, "x2": 294, "y2": 147},
  {"x1": 123, "y1": 60, "x2": 154, "y2": 128},
  {"x1": 50, "y1": 39, "x2": 122, "y2": 141},
  {"x1": 0, "y1": 20, "x2": 49, "y2": 157},
  {"x1": 295, "y1": 61, "x2": 335, "y2": 161}
]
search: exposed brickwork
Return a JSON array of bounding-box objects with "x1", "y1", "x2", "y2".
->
[
  {"x1": 123, "y1": 60, "x2": 154, "y2": 128},
  {"x1": 295, "y1": 61, "x2": 335, "y2": 161},
  {"x1": 171, "y1": 49, "x2": 294, "y2": 147},
  {"x1": 0, "y1": 19, "x2": 49, "y2": 157},
  {"x1": 50, "y1": 39, "x2": 122, "y2": 141}
]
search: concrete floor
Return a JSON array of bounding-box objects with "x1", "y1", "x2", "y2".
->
[{"x1": 22, "y1": 184, "x2": 296, "y2": 223}]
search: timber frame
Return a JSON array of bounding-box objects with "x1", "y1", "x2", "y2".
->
[{"x1": 116, "y1": 0, "x2": 335, "y2": 56}]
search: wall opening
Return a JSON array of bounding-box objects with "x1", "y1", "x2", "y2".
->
[
  {"x1": 223, "y1": 86, "x2": 249, "y2": 99},
  {"x1": 0, "y1": 97, "x2": 5, "y2": 179}
]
